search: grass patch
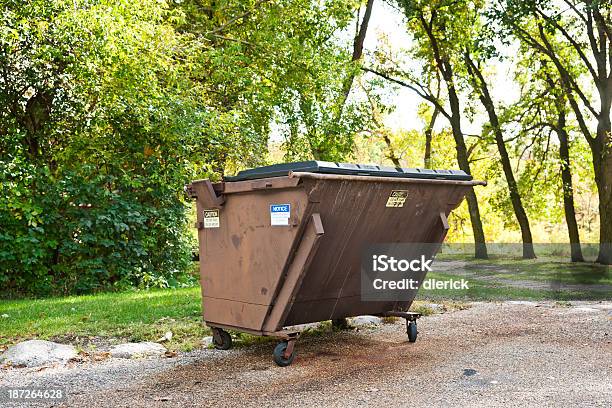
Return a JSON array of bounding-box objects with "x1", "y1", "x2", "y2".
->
[
  {"x1": 451, "y1": 257, "x2": 612, "y2": 285},
  {"x1": 418, "y1": 271, "x2": 611, "y2": 301},
  {"x1": 0, "y1": 287, "x2": 208, "y2": 351}
]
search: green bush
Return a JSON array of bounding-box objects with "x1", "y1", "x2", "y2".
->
[{"x1": 0, "y1": 155, "x2": 194, "y2": 297}]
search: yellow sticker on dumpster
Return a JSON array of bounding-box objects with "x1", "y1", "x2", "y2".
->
[
  {"x1": 203, "y1": 209, "x2": 220, "y2": 228},
  {"x1": 386, "y1": 190, "x2": 408, "y2": 208}
]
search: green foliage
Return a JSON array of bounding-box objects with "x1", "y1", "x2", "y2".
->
[
  {"x1": 1, "y1": 0, "x2": 368, "y2": 296},
  {"x1": 0, "y1": 154, "x2": 194, "y2": 296}
]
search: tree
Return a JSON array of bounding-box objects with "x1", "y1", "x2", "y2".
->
[
  {"x1": 507, "y1": 50, "x2": 586, "y2": 261},
  {"x1": 340, "y1": 0, "x2": 376, "y2": 105},
  {"x1": 387, "y1": 0, "x2": 489, "y2": 258},
  {"x1": 421, "y1": 75, "x2": 441, "y2": 169},
  {"x1": 0, "y1": 0, "x2": 371, "y2": 295},
  {"x1": 462, "y1": 37, "x2": 537, "y2": 258},
  {"x1": 495, "y1": 0, "x2": 612, "y2": 264}
]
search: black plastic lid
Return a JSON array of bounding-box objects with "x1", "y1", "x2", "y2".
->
[{"x1": 224, "y1": 161, "x2": 472, "y2": 182}]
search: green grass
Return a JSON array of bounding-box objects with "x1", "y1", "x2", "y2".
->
[
  {"x1": 1, "y1": 256, "x2": 609, "y2": 351},
  {"x1": 418, "y1": 270, "x2": 611, "y2": 301},
  {"x1": 457, "y1": 258, "x2": 612, "y2": 285},
  {"x1": 0, "y1": 287, "x2": 208, "y2": 351}
]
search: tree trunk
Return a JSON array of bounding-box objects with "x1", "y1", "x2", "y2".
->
[
  {"x1": 496, "y1": 130, "x2": 537, "y2": 259},
  {"x1": 423, "y1": 105, "x2": 439, "y2": 168},
  {"x1": 316, "y1": 0, "x2": 374, "y2": 160},
  {"x1": 464, "y1": 54, "x2": 535, "y2": 259},
  {"x1": 382, "y1": 132, "x2": 401, "y2": 167},
  {"x1": 339, "y1": 0, "x2": 375, "y2": 104},
  {"x1": 594, "y1": 124, "x2": 612, "y2": 265},
  {"x1": 418, "y1": 15, "x2": 488, "y2": 259},
  {"x1": 555, "y1": 107, "x2": 584, "y2": 262},
  {"x1": 424, "y1": 73, "x2": 440, "y2": 169},
  {"x1": 447, "y1": 83, "x2": 488, "y2": 259}
]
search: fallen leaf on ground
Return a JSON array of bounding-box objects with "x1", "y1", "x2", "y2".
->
[{"x1": 94, "y1": 352, "x2": 111, "y2": 361}]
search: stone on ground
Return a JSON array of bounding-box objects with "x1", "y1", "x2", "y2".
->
[
  {"x1": 350, "y1": 315, "x2": 382, "y2": 326},
  {"x1": 109, "y1": 342, "x2": 167, "y2": 359},
  {"x1": 1, "y1": 340, "x2": 77, "y2": 367}
]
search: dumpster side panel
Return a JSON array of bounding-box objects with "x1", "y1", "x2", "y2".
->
[{"x1": 282, "y1": 179, "x2": 469, "y2": 326}]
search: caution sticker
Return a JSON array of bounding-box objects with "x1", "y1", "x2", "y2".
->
[
  {"x1": 386, "y1": 190, "x2": 408, "y2": 208},
  {"x1": 203, "y1": 209, "x2": 220, "y2": 228},
  {"x1": 270, "y1": 204, "x2": 291, "y2": 226}
]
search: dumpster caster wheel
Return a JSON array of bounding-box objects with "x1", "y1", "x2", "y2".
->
[
  {"x1": 212, "y1": 328, "x2": 232, "y2": 350},
  {"x1": 273, "y1": 341, "x2": 296, "y2": 367},
  {"x1": 407, "y1": 321, "x2": 418, "y2": 343},
  {"x1": 332, "y1": 318, "x2": 350, "y2": 330}
]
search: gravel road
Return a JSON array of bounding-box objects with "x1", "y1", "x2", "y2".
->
[{"x1": 1, "y1": 301, "x2": 611, "y2": 407}]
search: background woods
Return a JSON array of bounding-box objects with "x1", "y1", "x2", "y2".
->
[{"x1": 1, "y1": 0, "x2": 610, "y2": 296}]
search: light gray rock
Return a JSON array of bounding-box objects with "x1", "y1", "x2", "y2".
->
[
  {"x1": 202, "y1": 336, "x2": 214, "y2": 348},
  {"x1": 506, "y1": 300, "x2": 539, "y2": 306},
  {"x1": 109, "y1": 342, "x2": 167, "y2": 359},
  {"x1": 285, "y1": 322, "x2": 321, "y2": 332},
  {"x1": 423, "y1": 303, "x2": 445, "y2": 312},
  {"x1": 350, "y1": 315, "x2": 382, "y2": 326},
  {"x1": 1, "y1": 340, "x2": 77, "y2": 367}
]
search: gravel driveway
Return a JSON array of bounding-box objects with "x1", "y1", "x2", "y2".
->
[{"x1": 1, "y1": 301, "x2": 611, "y2": 407}]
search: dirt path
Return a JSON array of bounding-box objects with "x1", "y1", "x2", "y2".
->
[{"x1": 2, "y1": 301, "x2": 611, "y2": 407}]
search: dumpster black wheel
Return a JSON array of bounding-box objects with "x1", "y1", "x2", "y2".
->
[
  {"x1": 407, "y1": 321, "x2": 418, "y2": 342},
  {"x1": 273, "y1": 341, "x2": 296, "y2": 367},
  {"x1": 213, "y1": 329, "x2": 232, "y2": 350}
]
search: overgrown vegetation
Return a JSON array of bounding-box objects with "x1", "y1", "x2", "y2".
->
[
  {"x1": 0, "y1": 0, "x2": 366, "y2": 296},
  {"x1": 1, "y1": 0, "x2": 611, "y2": 297}
]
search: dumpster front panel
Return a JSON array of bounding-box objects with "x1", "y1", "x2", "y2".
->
[{"x1": 195, "y1": 185, "x2": 309, "y2": 330}]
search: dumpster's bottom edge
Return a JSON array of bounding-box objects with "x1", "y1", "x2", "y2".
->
[{"x1": 205, "y1": 322, "x2": 300, "y2": 339}]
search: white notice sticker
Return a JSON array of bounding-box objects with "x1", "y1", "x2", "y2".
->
[
  {"x1": 203, "y1": 209, "x2": 220, "y2": 228},
  {"x1": 270, "y1": 204, "x2": 291, "y2": 226}
]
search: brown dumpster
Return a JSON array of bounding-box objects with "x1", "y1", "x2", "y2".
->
[{"x1": 186, "y1": 161, "x2": 485, "y2": 366}]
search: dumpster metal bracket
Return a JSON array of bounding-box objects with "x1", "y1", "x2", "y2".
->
[
  {"x1": 262, "y1": 213, "x2": 325, "y2": 333},
  {"x1": 187, "y1": 179, "x2": 225, "y2": 206},
  {"x1": 203, "y1": 180, "x2": 225, "y2": 207},
  {"x1": 207, "y1": 323, "x2": 300, "y2": 341},
  {"x1": 440, "y1": 212, "x2": 449, "y2": 230},
  {"x1": 222, "y1": 176, "x2": 301, "y2": 194}
]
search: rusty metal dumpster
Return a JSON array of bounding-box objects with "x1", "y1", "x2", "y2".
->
[{"x1": 186, "y1": 161, "x2": 485, "y2": 366}]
